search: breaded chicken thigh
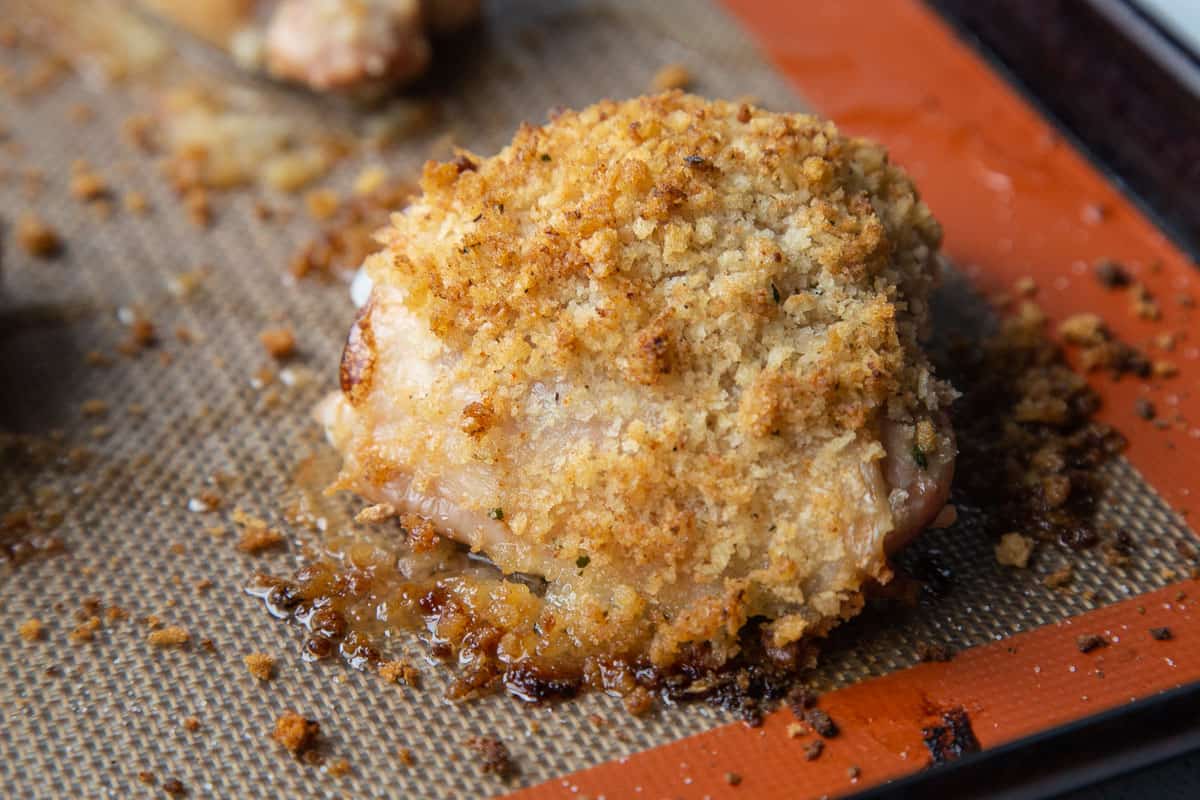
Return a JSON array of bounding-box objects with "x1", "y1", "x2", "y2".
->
[{"x1": 320, "y1": 93, "x2": 955, "y2": 669}]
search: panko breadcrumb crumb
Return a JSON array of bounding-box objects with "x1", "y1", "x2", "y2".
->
[
  {"x1": 244, "y1": 652, "x2": 276, "y2": 680},
  {"x1": 147, "y1": 625, "x2": 190, "y2": 647},
  {"x1": 273, "y1": 711, "x2": 319, "y2": 754},
  {"x1": 259, "y1": 327, "x2": 297, "y2": 359},
  {"x1": 18, "y1": 618, "x2": 44, "y2": 642},
  {"x1": 995, "y1": 533, "x2": 1034, "y2": 568},
  {"x1": 16, "y1": 212, "x2": 61, "y2": 257}
]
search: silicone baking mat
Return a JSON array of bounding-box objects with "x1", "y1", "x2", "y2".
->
[{"x1": 1, "y1": 2, "x2": 1198, "y2": 798}]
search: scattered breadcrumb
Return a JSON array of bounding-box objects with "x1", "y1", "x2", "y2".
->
[
  {"x1": 325, "y1": 758, "x2": 351, "y2": 777},
  {"x1": 273, "y1": 711, "x2": 320, "y2": 754},
  {"x1": 147, "y1": 625, "x2": 190, "y2": 647},
  {"x1": 651, "y1": 63, "x2": 692, "y2": 91},
  {"x1": 69, "y1": 617, "x2": 100, "y2": 644},
  {"x1": 397, "y1": 747, "x2": 415, "y2": 766},
  {"x1": 259, "y1": 327, "x2": 297, "y2": 360},
  {"x1": 786, "y1": 722, "x2": 805, "y2": 739},
  {"x1": 355, "y1": 503, "x2": 397, "y2": 524},
  {"x1": 194, "y1": 578, "x2": 213, "y2": 592},
  {"x1": 182, "y1": 716, "x2": 201, "y2": 731},
  {"x1": 803, "y1": 739, "x2": 824, "y2": 761},
  {"x1": 805, "y1": 708, "x2": 838, "y2": 738},
  {"x1": 137, "y1": 770, "x2": 156, "y2": 786},
  {"x1": 1134, "y1": 398, "x2": 1157, "y2": 421},
  {"x1": 1150, "y1": 627, "x2": 1173, "y2": 641},
  {"x1": 916, "y1": 642, "x2": 954, "y2": 663},
  {"x1": 1044, "y1": 564, "x2": 1074, "y2": 589},
  {"x1": 1058, "y1": 313, "x2": 1107, "y2": 346},
  {"x1": 81, "y1": 399, "x2": 109, "y2": 417},
  {"x1": 1014, "y1": 277, "x2": 1037, "y2": 297},
  {"x1": 124, "y1": 191, "x2": 150, "y2": 214},
  {"x1": 244, "y1": 652, "x2": 276, "y2": 680},
  {"x1": 724, "y1": 772, "x2": 742, "y2": 786},
  {"x1": 995, "y1": 533, "x2": 1034, "y2": 568},
  {"x1": 18, "y1": 618, "x2": 44, "y2": 642},
  {"x1": 305, "y1": 188, "x2": 340, "y2": 220},
  {"x1": 69, "y1": 169, "x2": 109, "y2": 201},
  {"x1": 466, "y1": 736, "x2": 515, "y2": 778},
  {"x1": 16, "y1": 212, "x2": 61, "y2": 257},
  {"x1": 1130, "y1": 284, "x2": 1161, "y2": 320},
  {"x1": 162, "y1": 777, "x2": 185, "y2": 796},
  {"x1": 1076, "y1": 633, "x2": 1107, "y2": 654},
  {"x1": 233, "y1": 509, "x2": 286, "y2": 553},
  {"x1": 848, "y1": 766, "x2": 862, "y2": 780},
  {"x1": 378, "y1": 659, "x2": 420, "y2": 687}
]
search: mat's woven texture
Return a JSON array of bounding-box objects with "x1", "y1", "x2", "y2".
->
[{"x1": 0, "y1": 2, "x2": 1195, "y2": 798}]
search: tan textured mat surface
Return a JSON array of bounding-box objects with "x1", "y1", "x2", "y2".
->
[{"x1": 1, "y1": 1, "x2": 1196, "y2": 798}]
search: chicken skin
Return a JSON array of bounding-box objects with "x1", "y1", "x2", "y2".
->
[{"x1": 320, "y1": 93, "x2": 956, "y2": 669}]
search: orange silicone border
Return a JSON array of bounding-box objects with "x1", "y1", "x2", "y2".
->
[{"x1": 511, "y1": 2, "x2": 1200, "y2": 797}]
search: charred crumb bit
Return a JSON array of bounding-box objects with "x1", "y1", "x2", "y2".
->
[
  {"x1": 244, "y1": 652, "x2": 276, "y2": 681},
  {"x1": 1076, "y1": 633, "x2": 1107, "y2": 654},
  {"x1": 1134, "y1": 399, "x2": 1157, "y2": 420},
  {"x1": 995, "y1": 533, "x2": 1034, "y2": 568},
  {"x1": 848, "y1": 766, "x2": 862, "y2": 780},
  {"x1": 162, "y1": 778, "x2": 186, "y2": 796},
  {"x1": 378, "y1": 659, "x2": 420, "y2": 687},
  {"x1": 1043, "y1": 565, "x2": 1074, "y2": 589},
  {"x1": 16, "y1": 212, "x2": 62, "y2": 257},
  {"x1": 18, "y1": 617, "x2": 44, "y2": 641},
  {"x1": 651, "y1": 63, "x2": 692, "y2": 91},
  {"x1": 922, "y1": 708, "x2": 981, "y2": 765},
  {"x1": 182, "y1": 716, "x2": 201, "y2": 732},
  {"x1": 325, "y1": 758, "x2": 351, "y2": 777},
  {"x1": 1150, "y1": 627, "x2": 1173, "y2": 641},
  {"x1": 466, "y1": 736, "x2": 515, "y2": 779},
  {"x1": 259, "y1": 327, "x2": 297, "y2": 360},
  {"x1": 273, "y1": 711, "x2": 320, "y2": 755},
  {"x1": 725, "y1": 771, "x2": 743, "y2": 786},
  {"x1": 397, "y1": 747, "x2": 415, "y2": 766},
  {"x1": 147, "y1": 625, "x2": 190, "y2": 647},
  {"x1": 804, "y1": 708, "x2": 838, "y2": 738},
  {"x1": 355, "y1": 503, "x2": 397, "y2": 524},
  {"x1": 137, "y1": 770, "x2": 156, "y2": 785},
  {"x1": 1130, "y1": 284, "x2": 1161, "y2": 320},
  {"x1": 1093, "y1": 259, "x2": 1131, "y2": 288},
  {"x1": 200, "y1": 638, "x2": 217, "y2": 653},
  {"x1": 803, "y1": 739, "x2": 824, "y2": 761},
  {"x1": 786, "y1": 685, "x2": 817, "y2": 717},
  {"x1": 916, "y1": 642, "x2": 954, "y2": 663}
]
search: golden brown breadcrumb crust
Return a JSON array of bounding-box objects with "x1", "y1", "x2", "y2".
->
[{"x1": 334, "y1": 93, "x2": 949, "y2": 665}]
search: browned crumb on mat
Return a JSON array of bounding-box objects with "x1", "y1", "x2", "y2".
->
[
  {"x1": 194, "y1": 578, "x2": 213, "y2": 593},
  {"x1": 18, "y1": 617, "x2": 44, "y2": 641},
  {"x1": 244, "y1": 652, "x2": 276, "y2": 680},
  {"x1": 124, "y1": 191, "x2": 150, "y2": 214},
  {"x1": 162, "y1": 777, "x2": 186, "y2": 796},
  {"x1": 650, "y1": 63, "x2": 692, "y2": 91},
  {"x1": 325, "y1": 758, "x2": 351, "y2": 777},
  {"x1": 1058, "y1": 313, "x2": 1107, "y2": 346},
  {"x1": 147, "y1": 625, "x2": 190, "y2": 647},
  {"x1": 803, "y1": 739, "x2": 824, "y2": 761},
  {"x1": 1093, "y1": 259, "x2": 1131, "y2": 288},
  {"x1": 15, "y1": 212, "x2": 61, "y2": 257},
  {"x1": 622, "y1": 686, "x2": 654, "y2": 716},
  {"x1": 273, "y1": 711, "x2": 320, "y2": 755},
  {"x1": 378, "y1": 659, "x2": 419, "y2": 687},
  {"x1": 80, "y1": 399, "x2": 109, "y2": 417},
  {"x1": 233, "y1": 509, "x2": 286, "y2": 554},
  {"x1": 466, "y1": 736, "x2": 516, "y2": 778},
  {"x1": 136, "y1": 770, "x2": 156, "y2": 786},
  {"x1": 118, "y1": 316, "x2": 157, "y2": 356},
  {"x1": 725, "y1": 771, "x2": 743, "y2": 786},
  {"x1": 304, "y1": 188, "x2": 341, "y2": 221},
  {"x1": 355, "y1": 503, "x2": 397, "y2": 524},
  {"x1": 916, "y1": 642, "x2": 954, "y2": 663},
  {"x1": 786, "y1": 722, "x2": 805, "y2": 739},
  {"x1": 182, "y1": 716, "x2": 201, "y2": 732},
  {"x1": 69, "y1": 164, "x2": 109, "y2": 201},
  {"x1": 848, "y1": 766, "x2": 862, "y2": 780},
  {"x1": 1076, "y1": 633, "x2": 1108, "y2": 654},
  {"x1": 922, "y1": 708, "x2": 981, "y2": 764},
  {"x1": 397, "y1": 747, "x2": 415, "y2": 766},
  {"x1": 1134, "y1": 398, "x2": 1157, "y2": 420},
  {"x1": 1044, "y1": 565, "x2": 1074, "y2": 589},
  {"x1": 69, "y1": 617, "x2": 101, "y2": 644},
  {"x1": 995, "y1": 533, "x2": 1034, "y2": 568},
  {"x1": 804, "y1": 708, "x2": 838, "y2": 738},
  {"x1": 289, "y1": 177, "x2": 415, "y2": 281},
  {"x1": 1130, "y1": 284, "x2": 1161, "y2": 320},
  {"x1": 1150, "y1": 627, "x2": 1173, "y2": 641},
  {"x1": 259, "y1": 327, "x2": 297, "y2": 360}
]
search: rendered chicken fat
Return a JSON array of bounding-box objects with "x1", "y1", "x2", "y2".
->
[{"x1": 320, "y1": 93, "x2": 956, "y2": 669}]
